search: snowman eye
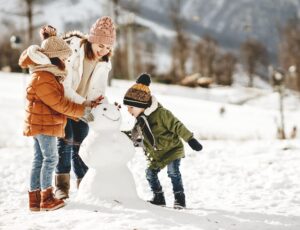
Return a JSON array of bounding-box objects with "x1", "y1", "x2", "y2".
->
[{"x1": 103, "y1": 108, "x2": 107, "y2": 111}]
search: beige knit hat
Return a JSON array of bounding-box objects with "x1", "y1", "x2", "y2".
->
[
  {"x1": 39, "y1": 25, "x2": 72, "y2": 59},
  {"x1": 88, "y1": 16, "x2": 116, "y2": 46}
]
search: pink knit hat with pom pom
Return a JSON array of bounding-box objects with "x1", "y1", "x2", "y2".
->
[
  {"x1": 88, "y1": 16, "x2": 116, "y2": 46},
  {"x1": 39, "y1": 25, "x2": 72, "y2": 59}
]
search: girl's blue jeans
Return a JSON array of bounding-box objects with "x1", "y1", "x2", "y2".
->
[{"x1": 30, "y1": 134, "x2": 58, "y2": 191}]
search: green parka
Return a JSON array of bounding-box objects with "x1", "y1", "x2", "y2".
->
[{"x1": 133, "y1": 97, "x2": 193, "y2": 169}]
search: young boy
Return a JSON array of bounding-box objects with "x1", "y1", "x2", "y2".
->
[{"x1": 123, "y1": 73, "x2": 202, "y2": 208}]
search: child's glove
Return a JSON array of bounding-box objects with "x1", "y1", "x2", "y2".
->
[
  {"x1": 121, "y1": 131, "x2": 143, "y2": 147},
  {"x1": 188, "y1": 138, "x2": 203, "y2": 151},
  {"x1": 121, "y1": 130, "x2": 132, "y2": 138},
  {"x1": 133, "y1": 138, "x2": 143, "y2": 147},
  {"x1": 80, "y1": 108, "x2": 94, "y2": 123}
]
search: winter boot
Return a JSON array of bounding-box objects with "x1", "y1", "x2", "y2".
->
[
  {"x1": 28, "y1": 189, "x2": 41, "y2": 211},
  {"x1": 54, "y1": 173, "x2": 70, "y2": 200},
  {"x1": 40, "y1": 187, "x2": 65, "y2": 211},
  {"x1": 148, "y1": 191, "x2": 166, "y2": 206},
  {"x1": 76, "y1": 178, "x2": 82, "y2": 189},
  {"x1": 174, "y1": 192, "x2": 186, "y2": 209}
]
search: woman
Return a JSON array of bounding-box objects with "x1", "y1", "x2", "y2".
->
[{"x1": 55, "y1": 16, "x2": 116, "y2": 200}]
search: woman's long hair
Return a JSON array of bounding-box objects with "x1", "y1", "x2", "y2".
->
[
  {"x1": 80, "y1": 38, "x2": 112, "y2": 62},
  {"x1": 50, "y1": 57, "x2": 65, "y2": 70}
]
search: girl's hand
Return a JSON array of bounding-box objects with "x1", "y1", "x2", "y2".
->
[{"x1": 82, "y1": 100, "x2": 92, "y2": 107}]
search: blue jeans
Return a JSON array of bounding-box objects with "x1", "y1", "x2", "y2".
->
[
  {"x1": 56, "y1": 119, "x2": 89, "y2": 179},
  {"x1": 145, "y1": 159, "x2": 184, "y2": 194},
  {"x1": 30, "y1": 134, "x2": 58, "y2": 191}
]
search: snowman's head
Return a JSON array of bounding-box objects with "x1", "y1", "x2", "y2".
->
[{"x1": 90, "y1": 103, "x2": 121, "y2": 131}]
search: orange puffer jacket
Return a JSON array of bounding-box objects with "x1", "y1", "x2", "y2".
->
[{"x1": 19, "y1": 49, "x2": 85, "y2": 137}]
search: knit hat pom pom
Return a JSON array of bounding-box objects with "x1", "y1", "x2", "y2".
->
[
  {"x1": 136, "y1": 73, "x2": 151, "y2": 86},
  {"x1": 40, "y1": 25, "x2": 57, "y2": 40}
]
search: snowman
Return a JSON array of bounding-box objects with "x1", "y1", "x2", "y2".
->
[{"x1": 77, "y1": 102, "x2": 140, "y2": 205}]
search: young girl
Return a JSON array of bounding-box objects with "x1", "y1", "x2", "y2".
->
[
  {"x1": 19, "y1": 25, "x2": 95, "y2": 211},
  {"x1": 54, "y1": 16, "x2": 116, "y2": 200},
  {"x1": 123, "y1": 74, "x2": 202, "y2": 208}
]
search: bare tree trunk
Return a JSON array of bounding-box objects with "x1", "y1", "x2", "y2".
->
[
  {"x1": 25, "y1": 0, "x2": 34, "y2": 44},
  {"x1": 240, "y1": 38, "x2": 268, "y2": 88},
  {"x1": 109, "y1": 0, "x2": 120, "y2": 85},
  {"x1": 278, "y1": 86, "x2": 286, "y2": 139},
  {"x1": 279, "y1": 19, "x2": 300, "y2": 92},
  {"x1": 170, "y1": 0, "x2": 189, "y2": 83},
  {"x1": 127, "y1": 23, "x2": 134, "y2": 79},
  {"x1": 248, "y1": 73, "x2": 253, "y2": 87}
]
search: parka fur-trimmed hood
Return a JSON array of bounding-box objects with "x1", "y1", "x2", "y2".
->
[
  {"x1": 19, "y1": 45, "x2": 51, "y2": 69},
  {"x1": 62, "y1": 30, "x2": 87, "y2": 41},
  {"x1": 19, "y1": 45, "x2": 68, "y2": 81}
]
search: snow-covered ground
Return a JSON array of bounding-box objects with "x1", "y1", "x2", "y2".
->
[{"x1": 0, "y1": 72, "x2": 300, "y2": 230}]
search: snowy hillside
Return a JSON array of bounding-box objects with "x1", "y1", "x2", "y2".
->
[
  {"x1": 181, "y1": 0, "x2": 300, "y2": 49},
  {"x1": 120, "y1": 0, "x2": 300, "y2": 55},
  {"x1": 0, "y1": 72, "x2": 300, "y2": 229},
  {"x1": 1, "y1": 0, "x2": 300, "y2": 53}
]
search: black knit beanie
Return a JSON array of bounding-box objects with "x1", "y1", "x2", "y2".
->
[{"x1": 123, "y1": 73, "x2": 151, "y2": 108}]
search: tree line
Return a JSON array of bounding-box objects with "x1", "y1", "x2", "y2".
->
[{"x1": 1, "y1": 0, "x2": 300, "y2": 92}]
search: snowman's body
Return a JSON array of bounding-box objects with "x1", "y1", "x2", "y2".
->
[{"x1": 77, "y1": 103, "x2": 139, "y2": 204}]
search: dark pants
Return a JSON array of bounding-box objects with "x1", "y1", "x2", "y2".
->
[
  {"x1": 145, "y1": 159, "x2": 184, "y2": 194},
  {"x1": 56, "y1": 119, "x2": 89, "y2": 179}
]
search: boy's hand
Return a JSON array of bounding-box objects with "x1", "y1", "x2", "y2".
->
[
  {"x1": 121, "y1": 131, "x2": 143, "y2": 147},
  {"x1": 121, "y1": 130, "x2": 132, "y2": 138},
  {"x1": 133, "y1": 138, "x2": 143, "y2": 147},
  {"x1": 188, "y1": 138, "x2": 203, "y2": 151}
]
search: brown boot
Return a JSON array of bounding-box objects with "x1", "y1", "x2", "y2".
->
[
  {"x1": 54, "y1": 173, "x2": 70, "y2": 200},
  {"x1": 76, "y1": 178, "x2": 82, "y2": 189},
  {"x1": 40, "y1": 187, "x2": 65, "y2": 211},
  {"x1": 28, "y1": 189, "x2": 41, "y2": 211}
]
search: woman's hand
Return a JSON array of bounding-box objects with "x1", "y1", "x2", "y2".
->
[{"x1": 83, "y1": 95, "x2": 105, "y2": 108}]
